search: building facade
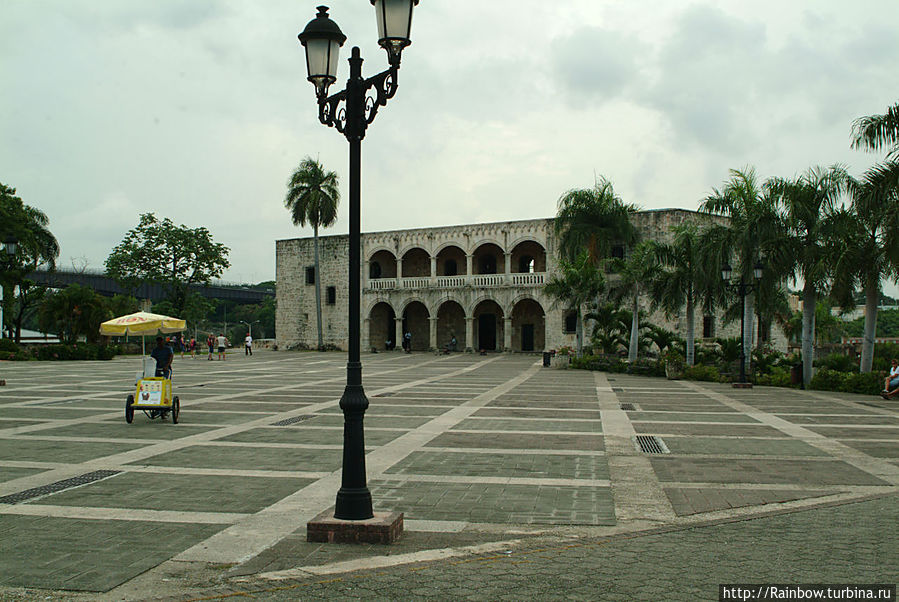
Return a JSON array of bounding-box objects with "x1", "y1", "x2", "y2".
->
[{"x1": 276, "y1": 209, "x2": 784, "y2": 353}]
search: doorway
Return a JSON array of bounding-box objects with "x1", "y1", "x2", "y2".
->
[
  {"x1": 521, "y1": 324, "x2": 535, "y2": 351},
  {"x1": 477, "y1": 314, "x2": 496, "y2": 351}
]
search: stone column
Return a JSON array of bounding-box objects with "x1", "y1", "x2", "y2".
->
[
  {"x1": 503, "y1": 317, "x2": 512, "y2": 352},
  {"x1": 465, "y1": 316, "x2": 474, "y2": 352},
  {"x1": 394, "y1": 317, "x2": 404, "y2": 351},
  {"x1": 396, "y1": 257, "x2": 403, "y2": 288},
  {"x1": 465, "y1": 254, "x2": 473, "y2": 280},
  {"x1": 362, "y1": 318, "x2": 371, "y2": 352},
  {"x1": 504, "y1": 252, "x2": 512, "y2": 285},
  {"x1": 429, "y1": 317, "x2": 438, "y2": 351},
  {"x1": 430, "y1": 256, "x2": 437, "y2": 285}
]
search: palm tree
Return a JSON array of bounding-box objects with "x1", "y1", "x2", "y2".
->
[
  {"x1": 831, "y1": 162, "x2": 899, "y2": 372},
  {"x1": 607, "y1": 241, "x2": 658, "y2": 362},
  {"x1": 284, "y1": 158, "x2": 340, "y2": 350},
  {"x1": 648, "y1": 223, "x2": 716, "y2": 366},
  {"x1": 544, "y1": 251, "x2": 604, "y2": 355},
  {"x1": 851, "y1": 101, "x2": 899, "y2": 158},
  {"x1": 765, "y1": 165, "x2": 850, "y2": 386},
  {"x1": 700, "y1": 167, "x2": 781, "y2": 378},
  {"x1": 554, "y1": 176, "x2": 638, "y2": 265}
]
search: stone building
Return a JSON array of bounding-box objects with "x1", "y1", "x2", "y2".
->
[{"x1": 276, "y1": 209, "x2": 784, "y2": 353}]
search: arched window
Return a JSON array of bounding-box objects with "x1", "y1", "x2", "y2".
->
[{"x1": 369, "y1": 261, "x2": 382, "y2": 279}]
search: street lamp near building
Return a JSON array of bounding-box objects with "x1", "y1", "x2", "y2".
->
[
  {"x1": 1, "y1": 235, "x2": 19, "y2": 341},
  {"x1": 721, "y1": 259, "x2": 764, "y2": 388},
  {"x1": 297, "y1": 2, "x2": 418, "y2": 536}
]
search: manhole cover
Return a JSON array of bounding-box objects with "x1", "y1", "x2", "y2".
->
[
  {"x1": 0, "y1": 470, "x2": 121, "y2": 505},
  {"x1": 271, "y1": 415, "x2": 316, "y2": 426},
  {"x1": 634, "y1": 435, "x2": 669, "y2": 454}
]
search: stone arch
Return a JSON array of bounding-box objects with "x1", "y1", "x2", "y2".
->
[
  {"x1": 400, "y1": 247, "x2": 430, "y2": 278},
  {"x1": 368, "y1": 301, "x2": 397, "y2": 351},
  {"x1": 510, "y1": 298, "x2": 546, "y2": 352},
  {"x1": 368, "y1": 249, "x2": 397, "y2": 279},
  {"x1": 436, "y1": 299, "x2": 465, "y2": 351},
  {"x1": 510, "y1": 239, "x2": 547, "y2": 273},
  {"x1": 401, "y1": 300, "x2": 430, "y2": 352},
  {"x1": 472, "y1": 242, "x2": 504, "y2": 275},
  {"x1": 469, "y1": 237, "x2": 505, "y2": 254},
  {"x1": 398, "y1": 296, "x2": 433, "y2": 317},
  {"x1": 472, "y1": 298, "x2": 505, "y2": 352},
  {"x1": 435, "y1": 244, "x2": 466, "y2": 276}
]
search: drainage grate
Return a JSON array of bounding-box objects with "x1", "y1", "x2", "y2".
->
[
  {"x1": 374, "y1": 392, "x2": 396, "y2": 397},
  {"x1": 0, "y1": 470, "x2": 121, "y2": 505},
  {"x1": 634, "y1": 435, "x2": 669, "y2": 454},
  {"x1": 271, "y1": 415, "x2": 316, "y2": 426},
  {"x1": 612, "y1": 387, "x2": 624, "y2": 392},
  {"x1": 620, "y1": 403, "x2": 637, "y2": 411}
]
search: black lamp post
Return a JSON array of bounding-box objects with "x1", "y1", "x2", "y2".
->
[
  {"x1": 297, "y1": 2, "x2": 419, "y2": 521},
  {"x1": 721, "y1": 259, "x2": 764, "y2": 386},
  {"x1": 1, "y1": 235, "x2": 19, "y2": 341}
]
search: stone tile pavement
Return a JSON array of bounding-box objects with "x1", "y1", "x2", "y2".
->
[{"x1": 0, "y1": 350, "x2": 896, "y2": 600}]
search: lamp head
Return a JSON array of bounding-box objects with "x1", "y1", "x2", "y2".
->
[
  {"x1": 370, "y1": 0, "x2": 419, "y2": 67},
  {"x1": 298, "y1": 6, "x2": 347, "y2": 99},
  {"x1": 2, "y1": 235, "x2": 18, "y2": 257},
  {"x1": 720, "y1": 262, "x2": 732, "y2": 282}
]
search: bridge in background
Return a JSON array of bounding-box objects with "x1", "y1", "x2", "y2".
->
[{"x1": 26, "y1": 269, "x2": 274, "y2": 304}]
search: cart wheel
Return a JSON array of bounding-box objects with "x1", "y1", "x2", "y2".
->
[
  {"x1": 172, "y1": 397, "x2": 180, "y2": 424},
  {"x1": 125, "y1": 395, "x2": 134, "y2": 424}
]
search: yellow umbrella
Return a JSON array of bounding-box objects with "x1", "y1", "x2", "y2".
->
[{"x1": 100, "y1": 311, "x2": 186, "y2": 356}]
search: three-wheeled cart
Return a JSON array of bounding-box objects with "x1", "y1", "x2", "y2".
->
[{"x1": 126, "y1": 360, "x2": 180, "y2": 424}]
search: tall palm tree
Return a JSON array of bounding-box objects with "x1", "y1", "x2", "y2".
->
[
  {"x1": 284, "y1": 158, "x2": 340, "y2": 350},
  {"x1": 766, "y1": 165, "x2": 850, "y2": 386},
  {"x1": 648, "y1": 223, "x2": 716, "y2": 366},
  {"x1": 544, "y1": 251, "x2": 604, "y2": 355},
  {"x1": 831, "y1": 162, "x2": 899, "y2": 372},
  {"x1": 607, "y1": 241, "x2": 658, "y2": 363},
  {"x1": 554, "y1": 176, "x2": 638, "y2": 265},
  {"x1": 700, "y1": 167, "x2": 781, "y2": 376}
]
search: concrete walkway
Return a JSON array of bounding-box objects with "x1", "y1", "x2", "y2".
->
[{"x1": 0, "y1": 351, "x2": 895, "y2": 600}]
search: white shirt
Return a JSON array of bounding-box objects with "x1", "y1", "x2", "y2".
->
[
  {"x1": 245, "y1": 335, "x2": 253, "y2": 346},
  {"x1": 890, "y1": 365, "x2": 899, "y2": 378},
  {"x1": 216, "y1": 336, "x2": 226, "y2": 348}
]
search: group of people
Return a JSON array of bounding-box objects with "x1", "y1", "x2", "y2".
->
[
  {"x1": 385, "y1": 332, "x2": 458, "y2": 354},
  {"x1": 150, "y1": 333, "x2": 255, "y2": 378}
]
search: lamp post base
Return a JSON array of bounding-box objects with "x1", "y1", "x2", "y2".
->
[{"x1": 307, "y1": 508, "x2": 404, "y2": 544}]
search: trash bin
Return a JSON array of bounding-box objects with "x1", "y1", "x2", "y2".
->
[
  {"x1": 543, "y1": 352, "x2": 551, "y2": 367},
  {"x1": 790, "y1": 363, "x2": 802, "y2": 385}
]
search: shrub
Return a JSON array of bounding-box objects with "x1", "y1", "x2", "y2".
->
[
  {"x1": 570, "y1": 355, "x2": 664, "y2": 377},
  {"x1": 752, "y1": 345, "x2": 785, "y2": 376},
  {"x1": 0, "y1": 339, "x2": 18, "y2": 353},
  {"x1": 683, "y1": 364, "x2": 725, "y2": 383},
  {"x1": 815, "y1": 353, "x2": 856, "y2": 372},
  {"x1": 809, "y1": 369, "x2": 882, "y2": 395},
  {"x1": 756, "y1": 367, "x2": 792, "y2": 387}
]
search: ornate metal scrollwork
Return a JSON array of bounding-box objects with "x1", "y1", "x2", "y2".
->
[
  {"x1": 318, "y1": 64, "x2": 399, "y2": 140},
  {"x1": 318, "y1": 89, "x2": 348, "y2": 134},
  {"x1": 364, "y1": 67, "x2": 398, "y2": 125}
]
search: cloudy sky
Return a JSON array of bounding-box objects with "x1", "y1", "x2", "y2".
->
[{"x1": 2, "y1": 1, "x2": 898, "y2": 286}]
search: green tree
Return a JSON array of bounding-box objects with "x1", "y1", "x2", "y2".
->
[
  {"x1": 555, "y1": 176, "x2": 638, "y2": 266},
  {"x1": 851, "y1": 101, "x2": 899, "y2": 158},
  {"x1": 700, "y1": 167, "x2": 782, "y2": 378},
  {"x1": 105, "y1": 213, "x2": 230, "y2": 316},
  {"x1": 586, "y1": 302, "x2": 629, "y2": 354},
  {"x1": 0, "y1": 183, "x2": 60, "y2": 342},
  {"x1": 545, "y1": 251, "x2": 605, "y2": 355},
  {"x1": 607, "y1": 241, "x2": 658, "y2": 362},
  {"x1": 648, "y1": 223, "x2": 717, "y2": 366},
  {"x1": 37, "y1": 284, "x2": 110, "y2": 344},
  {"x1": 766, "y1": 165, "x2": 849, "y2": 385},
  {"x1": 285, "y1": 157, "x2": 340, "y2": 350},
  {"x1": 831, "y1": 162, "x2": 899, "y2": 371}
]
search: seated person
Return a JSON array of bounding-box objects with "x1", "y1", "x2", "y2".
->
[{"x1": 151, "y1": 336, "x2": 174, "y2": 379}]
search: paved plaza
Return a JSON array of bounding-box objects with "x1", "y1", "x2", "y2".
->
[{"x1": 0, "y1": 350, "x2": 896, "y2": 600}]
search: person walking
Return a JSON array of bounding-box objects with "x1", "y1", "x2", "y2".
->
[
  {"x1": 403, "y1": 331, "x2": 412, "y2": 353},
  {"x1": 244, "y1": 332, "x2": 253, "y2": 356},
  {"x1": 216, "y1": 333, "x2": 228, "y2": 361},
  {"x1": 206, "y1": 334, "x2": 215, "y2": 361}
]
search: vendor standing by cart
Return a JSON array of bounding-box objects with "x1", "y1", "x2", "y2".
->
[{"x1": 151, "y1": 336, "x2": 174, "y2": 378}]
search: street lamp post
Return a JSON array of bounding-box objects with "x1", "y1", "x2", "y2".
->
[
  {"x1": 239, "y1": 320, "x2": 260, "y2": 339},
  {"x1": 297, "y1": 2, "x2": 419, "y2": 521},
  {"x1": 721, "y1": 260, "x2": 764, "y2": 387},
  {"x1": 0, "y1": 236, "x2": 20, "y2": 341}
]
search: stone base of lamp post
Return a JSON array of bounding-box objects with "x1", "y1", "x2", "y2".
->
[
  {"x1": 732, "y1": 382, "x2": 753, "y2": 389},
  {"x1": 307, "y1": 508, "x2": 404, "y2": 544}
]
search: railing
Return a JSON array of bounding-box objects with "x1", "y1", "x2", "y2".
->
[
  {"x1": 511, "y1": 273, "x2": 544, "y2": 285},
  {"x1": 366, "y1": 273, "x2": 546, "y2": 290}
]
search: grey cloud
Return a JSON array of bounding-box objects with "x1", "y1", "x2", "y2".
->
[{"x1": 549, "y1": 27, "x2": 646, "y2": 103}]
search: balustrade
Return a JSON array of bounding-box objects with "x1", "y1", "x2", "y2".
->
[{"x1": 367, "y1": 273, "x2": 546, "y2": 290}]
